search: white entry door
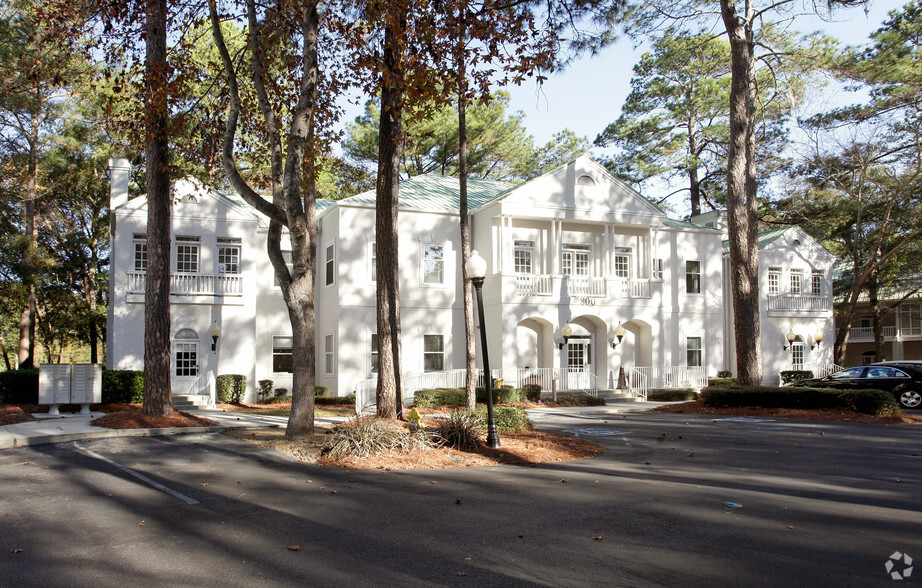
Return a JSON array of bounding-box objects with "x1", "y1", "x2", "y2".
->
[{"x1": 562, "y1": 336, "x2": 591, "y2": 389}]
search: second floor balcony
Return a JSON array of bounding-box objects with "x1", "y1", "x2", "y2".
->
[
  {"x1": 848, "y1": 325, "x2": 921, "y2": 342},
  {"x1": 767, "y1": 293, "x2": 831, "y2": 313},
  {"x1": 127, "y1": 271, "x2": 244, "y2": 297},
  {"x1": 508, "y1": 274, "x2": 652, "y2": 300}
]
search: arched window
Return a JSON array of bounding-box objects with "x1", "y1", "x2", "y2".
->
[
  {"x1": 576, "y1": 175, "x2": 595, "y2": 186},
  {"x1": 174, "y1": 329, "x2": 199, "y2": 377}
]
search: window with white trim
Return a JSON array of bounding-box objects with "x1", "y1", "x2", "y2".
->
[
  {"x1": 562, "y1": 244, "x2": 590, "y2": 276},
  {"x1": 423, "y1": 245, "x2": 444, "y2": 285},
  {"x1": 790, "y1": 269, "x2": 803, "y2": 295},
  {"x1": 175, "y1": 236, "x2": 200, "y2": 273},
  {"x1": 173, "y1": 329, "x2": 199, "y2": 377},
  {"x1": 370, "y1": 333, "x2": 379, "y2": 374},
  {"x1": 514, "y1": 241, "x2": 534, "y2": 274},
  {"x1": 273, "y1": 251, "x2": 294, "y2": 287},
  {"x1": 653, "y1": 258, "x2": 664, "y2": 280},
  {"x1": 685, "y1": 260, "x2": 701, "y2": 294},
  {"x1": 325, "y1": 243, "x2": 335, "y2": 286},
  {"x1": 217, "y1": 237, "x2": 241, "y2": 274},
  {"x1": 133, "y1": 234, "x2": 148, "y2": 271},
  {"x1": 811, "y1": 270, "x2": 823, "y2": 296},
  {"x1": 324, "y1": 334, "x2": 335, "y2": 375},
  {"x1": 768, "y1": 267, "x2": 781, "y2": 295},
  {"x1": 272, "y1": 336, "x2": 293, "y2": 373},
  {"x1": 686, "y1": 336, "x2": 702, "y2": 367},
  {"x1": 370, "y1": 241, "x2": 377, "y2": 282},
  {"x1": 423, "y1": 334, "x2": 444, "y2": 372},
  {"x1": 614, "y1": 247, "x2": 632, "y2": 278}
]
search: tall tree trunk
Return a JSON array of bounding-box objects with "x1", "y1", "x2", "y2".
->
[
  {"x1": 142, "y1": 0, "x2": 173, "y2": 416},
  {"x1": 455, "y1": 24, "x2": 477, "y2": 411},
  {"x1": 869, "y1": 278, "x2": 885, "y2": 362},
  {"x1": 87, "y1": 233, "x2": 99, "y2": 364},
  {"x1": 375, "y1": 14, "x2": 405, "y2": 419},
  {"x1": 19, "y1": 110, "x2": 40, "y2": 370},
  {"x1": 721, "y1": 0, "x2": 762, "y2": 385}
]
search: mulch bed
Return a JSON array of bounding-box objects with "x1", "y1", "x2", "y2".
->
[{"x1": 90, "y1": 409, "x2": 220, "y2": 429}]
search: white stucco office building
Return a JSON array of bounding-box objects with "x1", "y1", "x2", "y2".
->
[{"x1": 106, "y1": 156, "x2": 836, "y2": 405}]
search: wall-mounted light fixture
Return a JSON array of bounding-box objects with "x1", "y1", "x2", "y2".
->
[
  {"x1": 811, "y1": 329, "x2": 824, "y2": 350},
  {"x1": 210, "y1": 321, "x2": 222, "y2": 353},
  {"x1": 783, "y1": 328, "x2": 796, "y2": 351},
  {"x1": 557, "y1": 323, "x2": 573, "y2": 349},
  {"x1": 609, "y1": 322, "x2": 626, "y2": 349}
]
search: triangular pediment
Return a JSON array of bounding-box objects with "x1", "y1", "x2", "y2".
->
[{"x1": 484, "y1": 156, "x2": 665, "y2": 226}]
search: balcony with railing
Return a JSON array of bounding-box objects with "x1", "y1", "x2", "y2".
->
[
  {"x1": 127, "y1": 271, "x2": 244, "y2": 297},
  {"x1": 507, "y1": 274, "x2": 652, "y2": 301},
  {"x1": 848, "y1": 325, "x2": 921, "y2": 342},
  {"x1": 766, "y1": 294, "x2": 831, "y2": 313}
]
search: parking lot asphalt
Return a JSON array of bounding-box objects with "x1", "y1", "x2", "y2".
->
[{"x1": 1, "y1": 407, "x2": 920, "y2": 586}]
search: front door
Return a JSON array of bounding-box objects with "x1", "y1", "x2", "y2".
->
[{"x1": 562, "y1": 336, "x2": 591, "y2": 389}]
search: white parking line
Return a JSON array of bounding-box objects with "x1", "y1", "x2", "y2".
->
[{"x1": 73, "y1": 442, "x2": 200, "y2": 505}]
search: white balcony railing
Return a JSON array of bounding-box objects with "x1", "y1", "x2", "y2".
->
[
  {"x1": 613, "y1": 278, "x2": 651, "y2": 299},
  {"x1": 128, "y1": 271, "x2": 244, "y2": 296},
  {"x1": 767, "y1": 294, "x2": 830, "y2": 311},
  {"x1": 515, "y1": 274, "x2": 553, "y2": 296},
  {"x1": 629, "y1": 366, "x2": 709, "y2": 390},
  {"x1": 848, "y1": 326, "x2": 898, "y2": 341},
  {"x1": 567, "y1": 276, "x2": 606, "y2": 297}
]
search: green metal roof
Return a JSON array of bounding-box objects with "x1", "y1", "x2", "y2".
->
[
  {"x1": 721, "y1": 226, "x2": 791, "y2": 252},
  {"x1": 344, "y1": 174, "x2": 511, "y2": 212}
]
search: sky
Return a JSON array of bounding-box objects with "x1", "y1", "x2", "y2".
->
[{"x1": 500, "y1": 0, "x2": 910, "y2": 149}]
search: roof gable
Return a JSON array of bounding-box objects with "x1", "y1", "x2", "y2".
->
[{"x1": 483, "y1": 156, "x2": 665, "y2": 225}]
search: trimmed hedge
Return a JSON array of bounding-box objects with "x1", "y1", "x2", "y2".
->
[
  {"x1": 102, "y1": 370, "x2": 144, "y2": 403},
  {"x1": 707, "y1": 377, "x2": 737, "y2": 388},
  {"x1": 780, "y1": 370, "x2": 814, "y2": 385},
  {"x1": 549, "y1": 394, "x2": 607, "y2": 407},
  {"x1": 415, "y1": 388, "x2": 466, "y2": 408},
  {"x1": 316, "y1": 394, "x2": 355, "y2": 406},
  {"x1": 315, "y1": 386, "x2": 329, "y2": 397},
  {"x1": 0, "y1": 369, "x2": 39, "y2": 404},
  {"x1": 217, "y1": 374, "x2": 247, "y2": 403},
  {"x1": 647, "y1": 389, "x2": 699, "y2": 402},
  {"x1": 701, "y1": 385, "x2": 900, "y2": 416}
]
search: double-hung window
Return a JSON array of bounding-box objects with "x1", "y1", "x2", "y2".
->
[
  {"x1": 133, "y1": 234, "x2": 148, "y2": 271},
  {"x1": 811, "y1": 270, "x2": 823, "y2": 296},
  {"x1": 423, "y1": 335, "x2": 444, "y2": 372},
  {"x1": 423, "y1": 245, "x2": 444, "y2": 285},
  {"x1": 790, "y1": 269, "x2": 803, "y2": 295},
  {"x1": 685, "y1": 260, "x2": 701, "y2": 294},
  {"x1": 370, "y1": 333, "x2": 379, "y2": 374},
  {"x1": 175, "y1": 236, "x2": 200, "y2": 273},
  {"x1": 614, "y1": 247, "x2": 632, "y2": 278},
  {"x1": 686, "y1": 337, "x2": 702, "y2": 367},
  {"x1": 514, "y1": 241, "x2": 534, "y2": 274},
  {"x1": 325, "y1": 243, "x2": 335, "y2": 286},
  {"x1": 768, "y1": 267, "x2": 781, "y2": 295},
  {"x1": 272, "y1": 336, "x2": 293, "y2": 373},
  {"x1": 562, "y1": 244, "x2": 590, "y2": 276},
  {"x1": 217, "y1": 237, "x2": 241, "y2": 274},
  {"x1": 324, "y1": 334, "x2": 335, "y2": 375},
  {"x1": 370, "y1": 241, "x2": 377, "y2": 282}
]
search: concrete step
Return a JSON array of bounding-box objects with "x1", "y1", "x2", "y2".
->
[
  {"x1": 597, "y1": 389, "x2": 644, "y2": 403},
  {"x1": 172, "y1": 395, "x2": 212, "y2": 410}
]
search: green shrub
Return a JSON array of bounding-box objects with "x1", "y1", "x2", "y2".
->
[
  {"x1": 258, "y1": 379, "x2": 274, "y2": 402},
  {"x1": 0, "y1": 369, "x2": 39, "y2": 404},
  {"x1": 316, "y1": 394, "x2": 355, "y2": 406},
  {"x1": 551, "y1": 394, "x2": 606, "y2": 407},
  {"x1": 430, "y1": 410, "x2": 483, "y2": 449},
  {"x1": 217, "y1": 374, "x2": 247, "y2": 403},
  {"x1": 102, "y1": 370, "x2": 144, "y2": 403},
  {"x1": 717, "y1": 370, "x2": 733, "y2": 378},
  {"x1": 274, "y1": 388, "x2": 288, "y2": 397},
  {"x1": 523, "y1": 383, "x2": 542, "y2": 402},
  {"x1": 701, "y1": 385, "x2": 901, "y2": 416},
  {"x1": 647, "y1": 389, "x2": 699, "y2": 402},
  {"x1": 707, "y1": 377, "x2": 737, "y2": 388},
  {"x1": 315, "y1": 386, "x2": 329, "y2": 397},
  {"x1": 472, "y1": 405, "x2": 531, "y2": 433},
  {"x1": 415, "y1": 388, "x2": 466, "y2": 408},
  {"x1": 780, "y1": 370, "x2": 814, "y2": 385}
]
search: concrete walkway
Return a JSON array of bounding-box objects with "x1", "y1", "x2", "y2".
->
[{"x1": 0, "y1": 401, "x2": 667, "y2": 450}]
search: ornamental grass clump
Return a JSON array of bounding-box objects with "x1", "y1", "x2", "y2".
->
[
  {"x1": 430, "y1": 410, "x2": 483, "y2": 450},
  {"x1": 322, "y1": 417, "x2": 435, "y2": 459}
]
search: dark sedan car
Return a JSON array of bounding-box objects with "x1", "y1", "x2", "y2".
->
[{"x1": 794, "y1": 362, "x2": 922, "y2": 409}]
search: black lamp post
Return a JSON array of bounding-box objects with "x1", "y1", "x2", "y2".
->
[{"x1": 465, "y1": 250, "x2": 500, "y2": 448}]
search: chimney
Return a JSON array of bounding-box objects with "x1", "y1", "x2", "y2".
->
[{"x1": 108, "y1": 158, "x2": 131, "y2": 210}]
